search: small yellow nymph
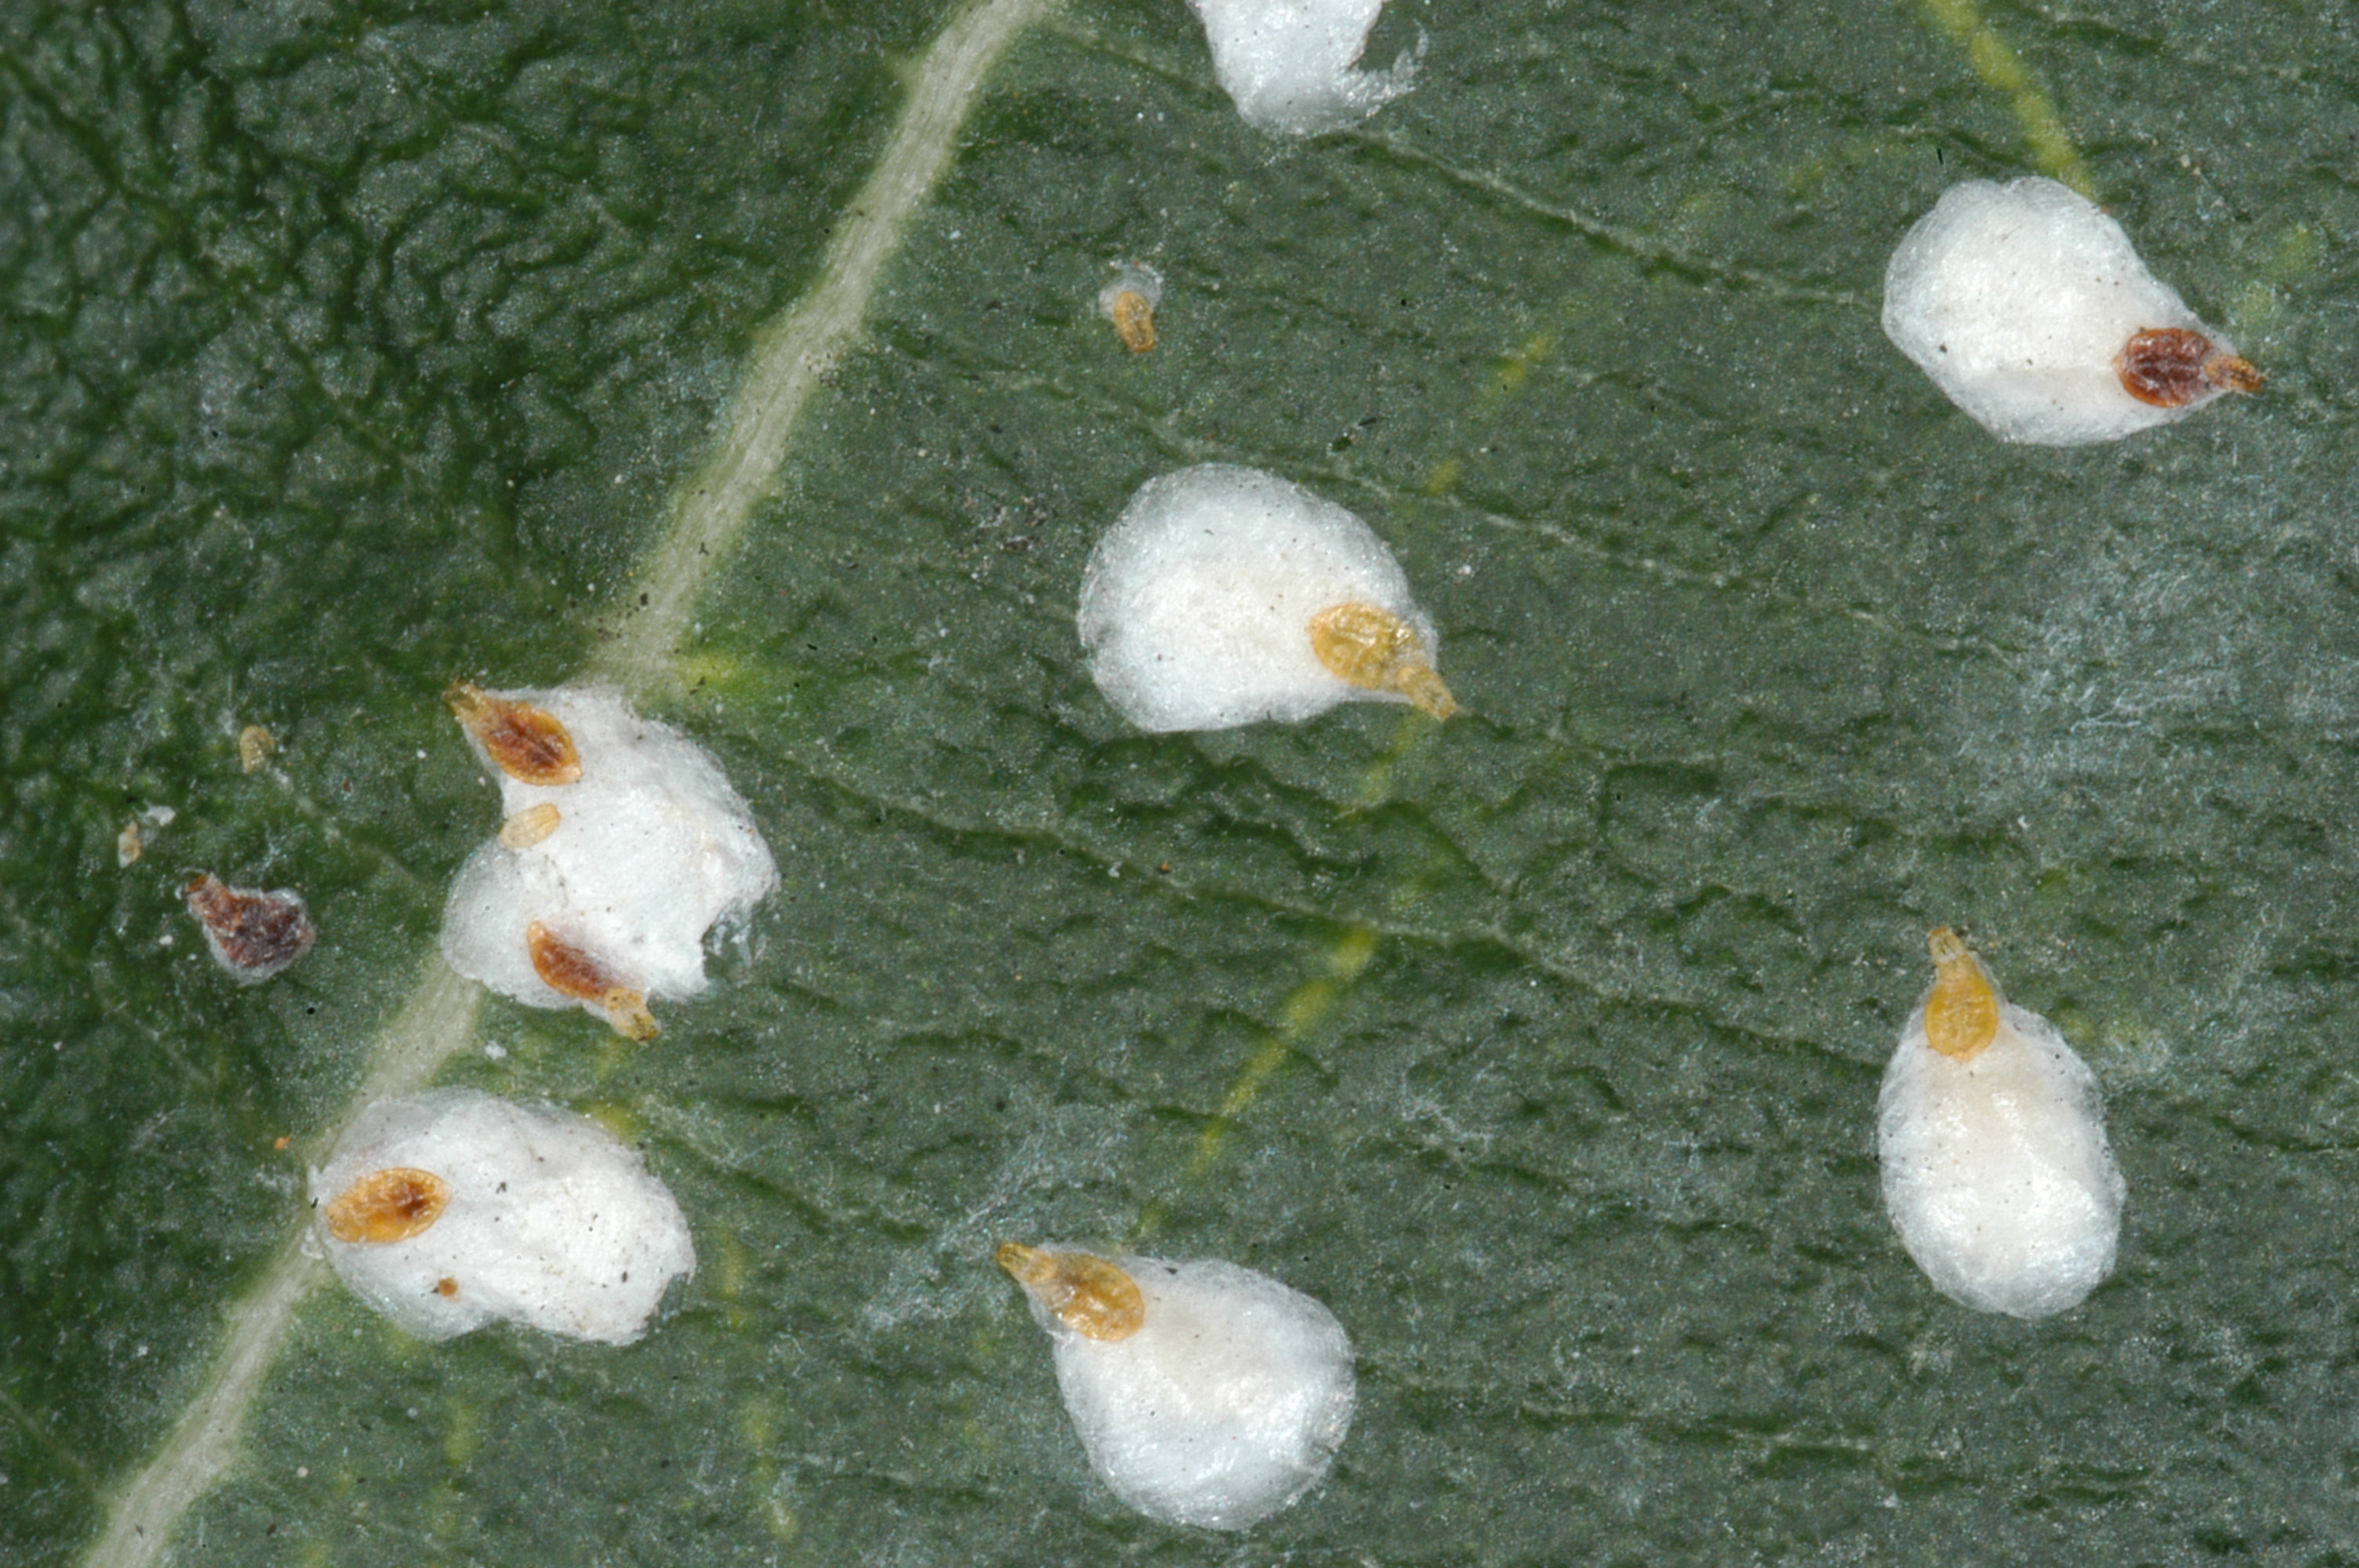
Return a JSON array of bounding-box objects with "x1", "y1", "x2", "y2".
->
[
  {"x1": 1096, "y1": 262, "x2": 1165, "y2": 354},
  {"x1": 498, "y1": 802, "x2": 564, "y2": 848}
]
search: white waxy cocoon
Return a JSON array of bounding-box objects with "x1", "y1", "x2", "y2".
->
[
  {"x1": 1877, "y1": 941, "x2": 2125, "y2": 1319},
  {"x1": 309, "y1": 1089, "x2": 694, "y2": 1345},
  {"x1": 1882, "y1": 176, "x2": 2252, "y2": 446},
  {"x1": 439, "y1": 685, "x2": 777, "y2": 1031},
  {"x1": 1007, "y1": 1248, "x2": 1356, "y2": 1530},
  {"x1": 1187, "y1": 0, "x2": 1418, "y2": 136},
  {"x1": 1078, "y1": 463, "x2": 1444, "y2": 732}
]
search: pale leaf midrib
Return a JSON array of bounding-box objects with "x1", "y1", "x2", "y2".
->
[{"x1": 79, "y1": 2, "x2": 1054, "y2": 1562}]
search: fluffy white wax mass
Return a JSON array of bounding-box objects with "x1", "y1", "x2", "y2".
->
[
  {"x1": 1078, "y1": 463, "x2": 1452, "y2": 732},
  {"x1": 1187, "y1": 0, "x2": 1419, "y2": 136},
  {"x1": 1882, "y1": 176, "x2": 2263, "y2": 445},
  {"x1": 439, "y1": 683, "x2": 778, "y2": 1038},
  {"x1": 998, "y1": 1243, "x2": 1356, "y2": 1530},
  {"x1": 309, "y1": 1088, "x2": 694, "y2": 1345},
  {"x1": 1877, "y1": 928, "x2": 2125, "y2": 1319}
]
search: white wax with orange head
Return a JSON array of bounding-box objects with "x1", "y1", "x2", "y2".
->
[
  {"x1": 999, "y1": 1244, "x2": 1356, "y2": 1530},
  {"x1": 438, "y1": 684, "x2": 776, "y2": 1038},
  {"x1": 1078, "y1": 463, "x2": 1451, "y2": 733},
  {"x1": 1882, "y1": 176, "x2": 2259, "y2": 446},
  {"x1": 1877, "y1": 929, "x2": 2125, "y2": 1319},
  {"x1": 309, "y1": 1089, "x2": 693, "y2": 1345},
  {"x1": 1187, "y1": 0, "x2": 1419, "y2": 136}
]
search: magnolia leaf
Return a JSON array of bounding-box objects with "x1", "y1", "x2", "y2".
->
[{"x1": 5, "y1": 0, "x2": 2358, "y2": 1563}]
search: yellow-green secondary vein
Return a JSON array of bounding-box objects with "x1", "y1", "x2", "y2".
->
[{"x1": 1921, "y1": 0, "x2": 2095, "y2": 195}]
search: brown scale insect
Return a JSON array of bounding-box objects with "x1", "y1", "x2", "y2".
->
[
  {"x1": 997, "y1": 1243, "x2": 1146, "y2": 1341},
  {"x1": 1307, "y1": 601, "x2": 1457, "y2": 720},
  {"x1": 184, "y1": 873, "x2": 316, "y2": 983},
  {"x1": 445, "y1": 681, "x2": 583, "y2": 786},
  {"x1": 2115, "y1": 326, "x2": 2263, "y2": 409},
  {"x1": 526, "y1": 921, "x2": 659, "y2": 1041},
  {"x1": 435, "y1": 1276, "x2": 461, "y2": 1298},
  {"x1": 324, "y1": 1167, "x2": 452, "y2": 1244}
]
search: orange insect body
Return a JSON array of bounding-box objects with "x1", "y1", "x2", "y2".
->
[
  {"x1": 1110, "y1": 289, "x2": 1158, "y2": 353},
  {"x1": 526, "y1": 921, "x2": 658, "y2": 1041},
  {"x1": 436, "y1": 1276, "x2": 460, "y2": 1298},
  {"x1": 445, "y1": 682, "x2": 583, "y2": 786},
  {"x1": 997, "y1": 1243, "x2": 1147, "y2": 1342},
  {"x1": 325, "y1": 1167, "x2": 452, "y2": 1244},
  {"x1": 1308, "y1": 601, "x2": 1456, "y2": 719},
  {"x1": 2115, "y1": 327, "x2": 2263, "y2": 408},
  {"x1": 1923, "y1": 927, "x2": 2001, "y2": 1061}
]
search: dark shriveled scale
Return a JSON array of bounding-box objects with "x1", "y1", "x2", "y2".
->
[
  {"x1": 2115, "y1": 326, "x2": 2264, "y2": 408},
  {"x1": 184, "y1": 873, "x2": 315, "y2": 982}
]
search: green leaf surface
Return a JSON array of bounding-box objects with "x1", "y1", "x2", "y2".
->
[{"x1": 8, "y1": 0, "x2": 2359, "y2": 1562}]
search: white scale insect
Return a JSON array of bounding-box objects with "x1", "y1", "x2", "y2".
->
[
  {"x1": 1877, "y1": 929, "x2": 2125, "y2": 1319},
  {"x1": 309, "y1": 1089, "x2": 694, "y2": 1345},
  {"x1": 998, "y1": 1243, "x2": 1357, "y2": 1530},
  {"x1": 1883, "y1": 176, "x2": 2261, "y2": 446},
  {"x1": 1078, "y1": 463, "x2": 1454, "y2": 733},
  {"x1": 439, "y1": 683, "x2": 778, "y2": 1039},
  {"x1": 1186, "y1": 0, "x2": 1420, "y2": 136}
]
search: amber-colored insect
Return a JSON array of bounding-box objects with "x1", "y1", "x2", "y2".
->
[
  {"x1": 499, "y1": 802, "x2": 563, "y2": 848},
  {"x1": 238, "y1": 724, "x2": 276, "y2": 773},
  {"x1": 526, "y1": 921, "x2": 659, "y2": 1041},
  {"x1": 324, "y1": 1167, "x2": 452, "y2": 1244},
  {"x1": 996, "y1": 1243, "x2": 1146, "y2": 1342},
  {"x1": 2115, "y1": 327, "x2": 2263, "y2": 408},
  {"x1": 1923, "y1": 927, "x2": 2001, "y2": 1061},
  {"x1": 445, "y1": 681, "x2": 583, "y2": 786},
  {"x1": 185, "y1": 873, "x2": 316, "y2": 982},
  {"x1": 1308, "y1": 601, "x2": 1457, "y2": 719},
  {"x1": 1109, "y1": 289, "x2": 1158, "y2": 354},
  {"x1": 435, "y1": 1276, "x2": 460, "y2": 1298}
]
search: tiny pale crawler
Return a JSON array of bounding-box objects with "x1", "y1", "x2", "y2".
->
[
  {"x1": 438, "y1": 683, "x2": 777, "y2": 1039},
  {"x1": 1187, "y1": 0, "x2": 1419, "y2": 136},
  {"x1": 309, "y1": 1088, "x2": 694, "y2": 1345},
  {"x1": 1877, "y1": 928, "x2": 2125, "y2": 1319},
  {"x1": 998, "y1": 1242, "x2": 1355, "y2": 1530},
  {"x1": 1078, "y1": 463, "x2": 1452, "y2": 731},
  {"x1": 1882, "y1": 176, "x2": 2261, "y2": 446},
  {"x1": 1098, "y1": 261, "x2": 1163, "y2": 353}
]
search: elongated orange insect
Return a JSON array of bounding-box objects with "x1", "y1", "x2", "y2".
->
[
  {"x1": 1308, "y1": 601, "x2": 1456, "y2": 719},
  {"x1": 446, "y1": 682, "x2": 583, "y2": 786},
  {"x1": 324, "y1": 1167, "x2": 451, "y2": 1244},
  {"x1": 527, "y1": 922, "x2": 658, "y2": 1041},
  {"x1": 997, "y1": 1243, "x2": 1146, "y2": 1341},
  {"x1": 1922, "y1": 927, "x2": 2001, "y2": 1060}
]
